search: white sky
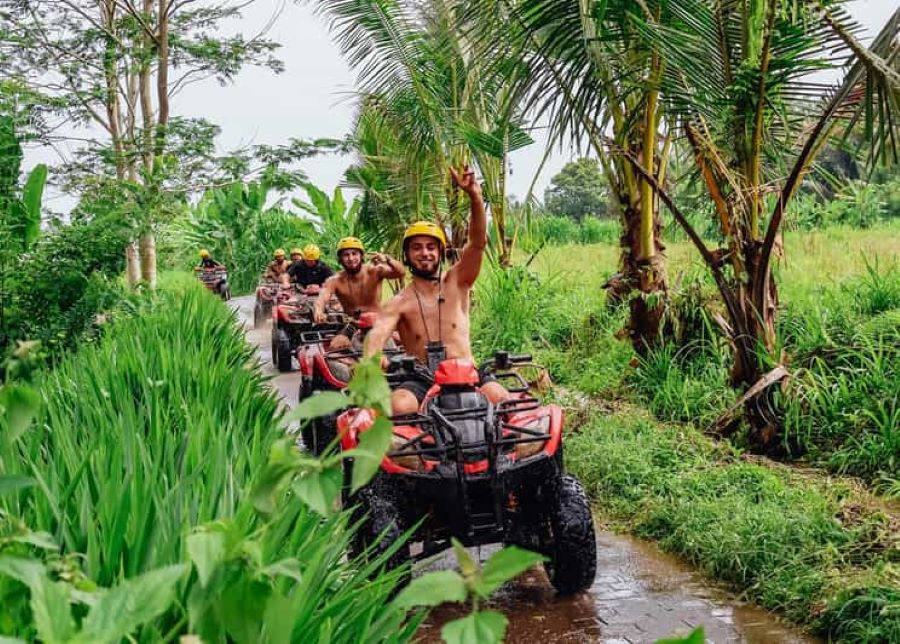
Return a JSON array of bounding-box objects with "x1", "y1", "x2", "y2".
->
[{"x1": 28, "y1": 0, "x2": 898, "y2": 211}]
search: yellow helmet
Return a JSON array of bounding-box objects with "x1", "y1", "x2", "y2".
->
[
  {"x1": 403, "y1": 221, "x2": 447, "y2": 248},
  {"x1": 337, "y1": 237, "x2": 364, "y2": 254},
  {"x1": 290, "y1": 247, "x2": 302, "y2": 256},
  {"x1": 273, "y1": 248, "x2": 286, "y2": 259},
  {"x1": 199, "y1": 249, "x2": 210, "y2": 258},
  {"x1": 302, "y1": 244, "x2": 321, "y2": 261}
]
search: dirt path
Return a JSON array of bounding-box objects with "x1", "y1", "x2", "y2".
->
[{"x1": 232, "y1": 295, "x2": 817, "y2": 644}]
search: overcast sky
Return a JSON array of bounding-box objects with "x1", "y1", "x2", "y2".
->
[{"x1": 31, "y1": 0, "x2": 898, "y2": 211}]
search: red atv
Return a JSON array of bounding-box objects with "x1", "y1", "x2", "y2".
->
[
  {"x1": 194, "y1": 267, "x2": 231, "y2": 300},
  {"x1": 296, "y1": 312, "x2": 402, "y2": 455},
  {"x1": 252, "y1": 280, "x2": 283, "y2": 328},
  {"x1": 337, "y1": 347, "x2": 597, "y2": 595},
  {"x1": 271, "y1": 284, "x2": 343, "y2": 372}
]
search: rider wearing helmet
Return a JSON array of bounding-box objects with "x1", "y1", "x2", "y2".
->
[
  {"x1": 196, "y1": 249, "x2": 224, "y2": 269},
  {"x1": 365, "y1": 166, "x2": 508, "y2": 414},
  {"x1": 264, "y1": 248, "x2": 290, "y2": 285},
  {"x1": 314, "y1": 237, "x2": 405, "y2": 345},
  {"x1": 288, "y1": 243, "x2": 334, "y2": 289}
]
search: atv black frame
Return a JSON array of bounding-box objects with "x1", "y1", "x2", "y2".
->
[{"x1": 345, "y1": 350, "x2": 597, "y2": 595}]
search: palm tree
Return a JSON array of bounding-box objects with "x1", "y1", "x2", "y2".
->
[
  {"x1": 315, "y1": 0, "x2": 529, "y2": 264},
  {"x1": 622, "y1": 1, "x2": 900, "y2": 446},
  {"x1": 470, "y1": 0, "x2": 678, "y2": 351}
]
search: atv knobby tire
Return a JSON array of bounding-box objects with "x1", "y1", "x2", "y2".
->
[
  {"x1": 347, "y1": 476, "x2": 410, "y2": 576},
  {"x1": 275, "y1": 328, "x2": 293, "y2": 372},
  {"x1": 253, "y1": 302, "x2": 264, "y2": 328},
  {"x1": 544, "y1": 474, "x2": 597, "y2": 595}
]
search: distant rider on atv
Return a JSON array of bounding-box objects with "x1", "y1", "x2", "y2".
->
[
  {"x1": 314, "y1": 237, "x2": 405, "y2": 348},
  {"x1": 288, "y1": 244, "x2": 333, "y2": 290},
  {"x1": 264, "y1": 248, "x2": 290, "y2": 286},
  {"x1": 197, "y1": 249, "x2": 224, "y2": 269},
  {"x1": 365, "y1": 166, "x2": 509, "y2": 415}
]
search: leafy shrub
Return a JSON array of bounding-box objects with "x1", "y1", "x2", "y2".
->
[
  {"x1": 1, "y1": 212, "x2": 131, "y2": 362},
  {"x1": 0, "y1": 286, "x2": 415, "y2": 640}
]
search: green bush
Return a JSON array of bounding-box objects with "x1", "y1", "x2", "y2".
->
[
  {"x1": 566, "y1": 412, "x2": 900, "y2": 638},
  {"x1": 579, "y1": 217, "x2": 618, "y2": 244},
  {"x1": 0, "y1": 285, "x2": 414, "y2": 641},
  {"x1": 1, "y1": 213, "x2": 131, "y2": 362}
]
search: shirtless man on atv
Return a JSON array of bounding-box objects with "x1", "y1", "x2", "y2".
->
[
  {"x1": 313, "y1": 237, "x2": 405, "y2": 348},
  {"x1": 365, "y1": 166, "x2": 508, "y2": 415}
]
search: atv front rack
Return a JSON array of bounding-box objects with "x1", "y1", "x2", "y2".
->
[{"x1": 388, "y1": 392, "x2": 549, "y2": 542}]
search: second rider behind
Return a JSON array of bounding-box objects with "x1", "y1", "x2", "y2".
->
[
  {"x1": 314, "y1": 237, "x2": 405, "y2": 323},
  {"x1": 288, "y1": 244, "x2": 333, "y2": 289}
]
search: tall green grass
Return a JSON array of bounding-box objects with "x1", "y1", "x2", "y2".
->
[
  {"x1": 566, "y1": 411, "x2": 900, "y2": 640},
  {"x1": 0, "y1": 284, "x2": 416, "y2": 641}
]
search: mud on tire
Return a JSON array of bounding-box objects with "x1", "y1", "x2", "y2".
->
[
  {"x1": 347, "y1": 476, "x2": 410, "y2": 575},
  {"x1": 544, "y1": 474, "x2": 597, "y2": 595}
]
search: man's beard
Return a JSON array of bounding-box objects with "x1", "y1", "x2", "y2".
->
[
  {"x1": 409, "y1": 261, "x2": 440, "y2": 280},
  {"x1": 342, "y1": 262, "x2": 362, "y2": 275}
]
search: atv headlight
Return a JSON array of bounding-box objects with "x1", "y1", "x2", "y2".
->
[{"x1": 513, "y1": 415, "x2": 550, "y2": 459}]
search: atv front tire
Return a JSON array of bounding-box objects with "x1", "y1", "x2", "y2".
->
[
  {"x1": 275, "y1": 328, "x2": 293, "y2": 372},
  {"x1": 253, "y1": 302, "x2": 264, "y2": 328},
  {"x1": 347, "y1": 477, "x2": 410, "y2": 575},
  {"x1": 544, "y1": 474, "x2": 597, "y2": 595}
]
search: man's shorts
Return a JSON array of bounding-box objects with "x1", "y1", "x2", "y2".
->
[{"x1": 398, "y1": 372, "x2": 498, "y2": 404}]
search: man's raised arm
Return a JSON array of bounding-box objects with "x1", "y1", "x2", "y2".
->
[
  {"x1": 372, "y1": 252, "x2": 406, "y2": 280},
  {"x1": 449, "y1": 166, "x2": 487, "y2": 287}
]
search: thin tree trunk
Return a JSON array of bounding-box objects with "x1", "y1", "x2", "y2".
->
[
  {"x1": 139, "y1": 231, "x2": 156, "y2": 288},
  {"x1": 125, "y1": 241, "x2": 141, "y2": 285}
]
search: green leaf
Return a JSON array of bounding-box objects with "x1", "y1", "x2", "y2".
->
[
  {"x1": 292, "y1": 465, "x2": 342, "y2": 516},
  {"x1": 346, "y1": 356, "x2": 392, "y2": 414},
  {"x1": 656, "y1": 627, "x2": 706, "y2": 644},
  {"x1": 451, "y1": 538, "x2": 478, "y2": 580},
  {"x1": 22, "y1": 163, "x2": 47, "y2": 246},
  {"x1": 76, "y1": 564, "x2": 188, "y2": 643},
  {"x1": 393, "y1": 570, "x2": 467, "y2": 608},
  {"x1": 10, "y1": 530, "x2": 58, "y2": 551},
  {"x1": 0, "y1": 384, "x2": 40, "y2": 442},
  {"x1": 440, "y1": 610, "x2": 507, "y2": 644},
  {"x1": 32, "y1": 576, "x2": 75, "y2": 644},
  {"x1": 261, "y1": 558, "x2": 303, "y2": 583},
  {"x1": 186, "y1": 530, "x2": 226, "y2": 587},
  {"x1": 0, "y1": 636, "x2": 28, "y2": 643},
  {"x1": 285, "y1": 391, "x2": 348, "y2": 422},
  {"x1": 262, "y1": 590, "x2": 293, "y2": 644},
  {"x1": 0, "y1": 474, "x2": 35, "y2": 496},
  {"x1": 474, "y1": 546, "x2": 546, "y2": 598},
  {"x1": 251, "y1": 439, "x2": 304, "y2": 515},
  {"x1": 350, "y1": 416, "x2": 393, "y2": 493},
  {"x1": 0, "y1": 555, "x2": 45, "y2": 588}
]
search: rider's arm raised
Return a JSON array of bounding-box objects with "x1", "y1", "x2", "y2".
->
[
  {"x1": 448, "y1": 166, "x2": 487, "y2": 288},
  {"x1": 364, "y1": 296, "x2": 402, "y2": 359},
  {"x1": 374, "y1": 254, "x2": 406, "y2": 280}
]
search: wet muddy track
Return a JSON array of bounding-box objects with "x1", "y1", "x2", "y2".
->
[{"x1": 232, "y1": 295, "x2": 817, "y2": 643}]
